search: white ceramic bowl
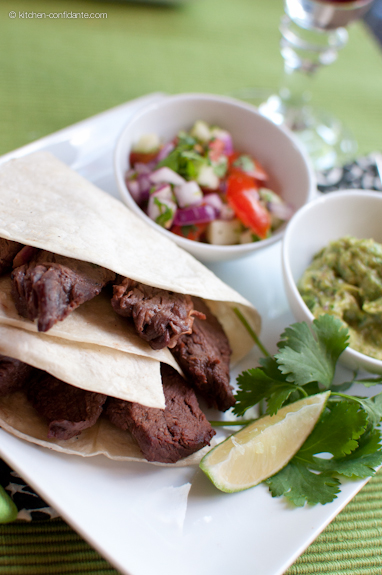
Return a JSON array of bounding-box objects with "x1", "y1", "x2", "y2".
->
[
  {"x1": 282, "y1": 189, "x2": 382, "y2": 374},
  {"x1": 114, "y1": 93, "x2": 316, "y2": 262}
]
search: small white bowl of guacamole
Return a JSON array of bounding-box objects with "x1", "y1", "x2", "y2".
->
[{"x1": 282, "y1": 189, "x2": 382, "y2": 374}]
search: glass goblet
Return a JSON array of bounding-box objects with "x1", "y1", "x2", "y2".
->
[{"x1": 258, "y1": 0, "x2": 375, "y2": 171}]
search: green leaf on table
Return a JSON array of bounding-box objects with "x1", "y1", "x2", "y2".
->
[
  {"x1": 275, "y1": 315, "x2": 349, "y2": 388},
  {"x1": 0, "y1": 485, "x2": 18, "y2": 524}
]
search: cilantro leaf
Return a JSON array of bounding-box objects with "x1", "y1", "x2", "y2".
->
[
  {"x1": 352, "y1": 392, "x2": 382, "y2": 429},
  {"x1": 227, "y1": 313, "x2": 382, "y2": 507},
  {"x1": 156, "y1": 138, "x2": 205, "y2": 180},
  {"x1": 232, "y1": 155, "x2": 255, "y2": 173},
  {"x1": 264, "y1": 401, "x2": 378, "y2": 506},
  {"x1": 351, "y1": 375, "x2": 382, "y2": 388},
  {"x1": 324, "y1": 429, "x2": 382, "y2": 479},
  {"x1": 266, "y1": 387, "x2": 295, "y2": 415},
  {"x1": 153, "y1": 198, "x2": 173, "y2": 228},
  {"x1": 275, "y1": 315, "x2": 349, "y2": 388},
  {"x1": 233, "y1": 358, "x2": 300, "y2": 417},
  {"x1": 266, "y1": 462, "x2": 341, "y2": 506},
  {"x1": 296, "y1": 401, "x2": 367, "y2": 462}
]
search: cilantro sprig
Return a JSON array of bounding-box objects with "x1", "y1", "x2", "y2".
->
[{"x1": 232, "y1": 313, "x2": 382, "y2": 506}]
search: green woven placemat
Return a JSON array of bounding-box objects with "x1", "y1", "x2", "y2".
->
[{"x1": 1, "y1": 470, "x2": 381, "y2": 575}]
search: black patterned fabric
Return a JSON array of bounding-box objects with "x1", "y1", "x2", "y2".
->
[
  {"x1": 316, "y1": 154, "x2": 382, "y2": 193},
  {"x1": 0, "y1": 459, "x2": 58, "y2": 522}
]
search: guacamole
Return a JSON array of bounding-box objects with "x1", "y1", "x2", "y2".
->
[{"x1": 298, "y1": 236, "x2": 382, "y2": 360}]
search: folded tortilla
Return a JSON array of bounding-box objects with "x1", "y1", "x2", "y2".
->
[
  {"x1": 0, "y1": 326, "x2": 213, "y2": 466},
  {"x1": 0, "y1": 324, "x2": 165, "y2": 408},
  {"x1": 0, "y1": 151, "x2": 260, "y2": 463},
  {"x1": 0, "y1": 276, "x2": 180, "y2": 373},
  {"x1": 0, "y1": 151, "x2": 260, "y2": 366}
]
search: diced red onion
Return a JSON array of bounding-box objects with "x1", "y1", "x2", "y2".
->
[
  {"x1": 125, "y1": 179, "x2": 141, "y2": 203},
  {"x1": 211, "y1": 129, "x2": 233, "y2": 155},
  {"x1": 267, "y1": 201, "x2": 294, "y2": 221},
  {"x1": 134, "y1": 162, "x2": 152, "y2": 175},
  {"x1": 137, "y1": 174, "x2": 151, "y2": 201},
  {"x1": 173, "y1": 204, "x2": 217, "y2": 226},
  {"x1": 146, "y1": 160, "x2": 158, "y2": 171},
  {"x1": 174, "y1": 181, "x2": 203, "y2": 208},
  {"x1": 219, "y1": 180, "x2": 227, "y2": 194},
  {"x1": 151, "y1": 183, "x2": 173, "y2": 201},
  {"x1": 125, "y1": 168, "x2": 136, "y2": 180},
  {"x1": 203, "y1": 193, "x2": 223, "y2": 214},
  {"x1": 219, "y1": 203, "x2": 235, "y2": 221},
  {"x1": 149, "y1": 167, "x2": 186, "y2": 186},
  {"x1": 156, "y1": 142, "x2": 175, "y2": 162},
  {"x1": 221, "y1": 135, "x2": 233, "y2": 155}
]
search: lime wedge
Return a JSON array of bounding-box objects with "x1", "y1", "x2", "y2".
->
[
  {"x1": 200, "y1": 391, "x2": 330, "y2": 493},
  {"x1": 0, "y1": 485, "x2": 18, "y2": 524}
]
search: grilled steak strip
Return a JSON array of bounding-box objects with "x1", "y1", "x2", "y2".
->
[
  {"x1": 0, "y1": 238, "x2": 24, "y2": 276},
  {"x1": 27, "y1": 372, "x2": 107, "y2": 440},
  {"x1": 11, "y1": 250, "x2": 116, "y2": 332},
  {"x1": 171, "y1": 297, "x2": 234, "y2": 412},
  {"x1": 0, "y1": 354, "x2": 36, "y2": 396},
  {"x1": 105, "y1": 363, "x2": 215, "y2": 464},
  {"x1": 12, "y1": 245, "x2": 40, "y2": 268},
  {"x1": 111, "y1": 277, "x2": 205, "y2": 350}
]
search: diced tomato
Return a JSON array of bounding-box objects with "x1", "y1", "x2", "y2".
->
[
  {"x1": 208, "y1": 138, "x2": 225, "y2": 162},
  {"x1": 227, "y1": 152, "x2": 269, "y2": 183},
  {"x1": 226, "y1": 173, "x2": 271, "y2": 239},
  {"x1": 171, "y1": 223, "x2": 208, "y2": 241},
  {"x1": 226, "y1": 172, "x2": 258, "y2": 196},
  {"x1": 129, "y1": 151, "x2": 159, "y2": 165}
]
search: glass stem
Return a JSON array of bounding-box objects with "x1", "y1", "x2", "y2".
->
[{"x1": 277, "y1": 65, "x2": 316, "y2": 130}]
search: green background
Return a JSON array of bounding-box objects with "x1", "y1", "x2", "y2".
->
[
  {"x1": 0, "y1": 0, "x2": 381, "y2": 155},
  {"x1": 0, "y1": 0, "x2": 382, "y2": 573}
]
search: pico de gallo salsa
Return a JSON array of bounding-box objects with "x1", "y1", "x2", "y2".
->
[{"x1": 125, "y1": 121, "x2": 293, "y2": 245}]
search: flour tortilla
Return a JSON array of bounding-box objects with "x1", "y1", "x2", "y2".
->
[
  {"x1": 0, "y1": 151, "x2": 260, "y2": 365},
  {"x1": 0, "y1": 324, "x2": 165, "y2": 408},
  {"x1": 0, "y1": 323, "x2": 215, "y2": 465},
  {"x1": 0, "y1": 152, "x2": 259, "y2": 465},
  {"x1": 0, "y1": 391, "x2": 214, "y2": 466},
  {"x1": 0, "y1": 322, "x2": 215, "y2": 466},
  {"x1": 0, "y1": 276, "x2": 179, "y2": 372}
]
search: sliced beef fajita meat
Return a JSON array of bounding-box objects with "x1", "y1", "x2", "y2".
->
[
  {"x1": 111, "y1": 277, "x2": 205, "y2": 350},
  {"x1": 170, "y1": 297, "x2": 234, "y2": 412},
  {"x1": 0, "y1": 354, "x2": 36, "y2": 396},
  {"x1": 105, "y1": 363, "x2": 215, "y2": 464},
  {"x1": 27, "y1": 372, "x2": 107, "y2": 440},
  {"x1": 12, "y1": 245, "x2": 40, "y2": 268},
  {"x1": 0, "y1": 238, "x2": 24, "y2": 276},
  {"x1": 11, "y1": 250, "x2": 116, "y2": 332}
]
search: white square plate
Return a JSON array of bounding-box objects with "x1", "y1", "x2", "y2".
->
[{"x1": 0, "y1": 94, "x2": 376, "y2": 575}]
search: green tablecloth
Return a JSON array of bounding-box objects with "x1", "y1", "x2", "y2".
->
[{"x1": 0, "y1": 0, "x2": 382, "y2": 573}]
